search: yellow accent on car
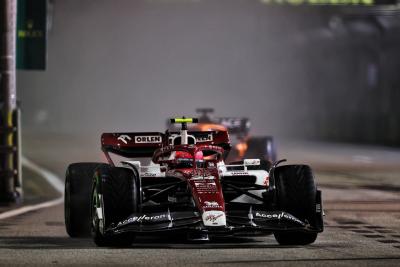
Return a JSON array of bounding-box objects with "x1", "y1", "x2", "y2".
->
[{"x1": 173, "y1": 118, "x2": 195, "y2": 123}]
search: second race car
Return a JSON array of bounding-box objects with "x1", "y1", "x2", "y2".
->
[{"x1": 168, "y1": 108, "x2": 277, "y2": 164}]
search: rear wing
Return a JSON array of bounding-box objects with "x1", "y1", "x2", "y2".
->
[
  {"x1": 101, "y1": 132, "x2": 164, "y2": 158},
  {"x1": 101, "y1": 130, "x2": 231, "y2": 162},
  {"x1": 216, "y1": 117, "x2": 250, "y2": 135}
]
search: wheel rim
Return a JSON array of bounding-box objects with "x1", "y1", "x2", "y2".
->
[{"x1": 91, "y1": 179, "x2": 104, "y2": 235}]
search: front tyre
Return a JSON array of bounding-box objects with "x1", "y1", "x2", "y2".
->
[
  {"x1": 65, "y1": 163, "x2": 107, "y2": 237},
  {"x1": 91, "y1": 165, "x2": 138, "y2": 247},
  {"x1": 273, "y1": 164, "x2": 318, "y2": 245}
]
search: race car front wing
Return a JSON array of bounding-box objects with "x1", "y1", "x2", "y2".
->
[{"x1": 106, "y1": 209, "x2": 323, "y2": 236}]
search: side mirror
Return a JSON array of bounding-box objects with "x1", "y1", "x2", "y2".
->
[
  {"x1": 268, "y1": 159, "x2": 287, "y2": 174},
  {"x1": 271, "y1": 159, "x2": 287, "y2": 170}
]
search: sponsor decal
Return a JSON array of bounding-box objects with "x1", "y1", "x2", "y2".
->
[
  {"x1": 169, "y1": 133, "x2": 213, "y2": 143},
  {"x1": 190, "y1": 175, "x2": 214, "y2": 180},
  {"x1": 244, "y1": 159, "x2": 260, "y2": 165},
  {"x1": 194, "y1": 181, "x2": 217, "y2": 194},
  {"x1": 195, "y1": 182, "x2": 216, "y2": 187},
  {"x1": 134, "y1": 135, "x2": 162, "y2": 144},
  {"x1": 205, "y1": 214, "x2": 223, "y2": 223},
  {"x1": 168, "y1": 195, "x2": 177, "y2": 203},
  {"x1": 230, "y1": 172, "x2": 249, "y2": 176},
  {"x1": 142, "y1": 172, "x2": 157, "y2": 177},
  {"x1": 202, "y1": 211, "x2": 226, "y2": 226},
  {"x1": 204, "y1": 201, "x2": 221, "y2": 208},
  {"x1": 117, "y1": 214, "x2": 167, "y2": 226},
  {"x1": 255, "y1": 212, "x2": 304, "y2": 225},
  {"x1": 117, "y1": 134, "x2": 132, "y2": 144},
  {"x1": 196, "y1": 133, "x2": 213, "y2": 142}
]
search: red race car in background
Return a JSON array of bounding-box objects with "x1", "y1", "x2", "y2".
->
[
  {"x1": 65, "y1": 118, "x2": 323, "y2": 247},
  {"x1": 168, "y1": 109, "x2": 277, "y2": 165}
]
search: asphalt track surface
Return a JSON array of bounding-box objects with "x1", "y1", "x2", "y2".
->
[{"x1": 1, "y1": 135, "x2": 400, "y2": 266}]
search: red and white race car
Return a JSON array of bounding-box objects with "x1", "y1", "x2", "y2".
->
[{"x1": 65, "y1": 118, "x2": 323, "y2": 247}]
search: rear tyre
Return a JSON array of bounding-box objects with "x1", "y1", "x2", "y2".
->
[
  {"x1": 91, "y1": 165, "x2": 138, "y2": 247},
  {"x1": 273, "y1": 165, "x2": 318, "y2": 245},
  {"x1": 245, "y1": 136, "x2": 277, "y2": 163},
  {"x1": 65, "y1": 163, "x2": 108, "y2": 237}
]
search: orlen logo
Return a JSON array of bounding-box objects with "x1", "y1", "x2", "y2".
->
[{"x1": 134, "y1": 136, "x2": 162, "y2": 144}]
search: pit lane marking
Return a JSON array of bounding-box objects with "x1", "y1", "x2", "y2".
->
[{"x1": 332, "y1": 217, "x2": 400, "y2": 250}]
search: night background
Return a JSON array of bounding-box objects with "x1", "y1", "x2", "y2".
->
[{"x1": 0, "y1": 0, "x2": 400, "y2": 266}]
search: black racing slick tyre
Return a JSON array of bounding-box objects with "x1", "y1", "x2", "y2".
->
[
  {"x1": 65, "y1": 163, "x2": 108, "y2": 238},
  {"x1": 245, "y1": 136, "x2": 277, "y2": 163},
  {"x1": 91, "y1": 165, "x2": 138, "y2": 247},
  {"x1": 273, "y1": 165, "x2": 318, "y2": 245}
]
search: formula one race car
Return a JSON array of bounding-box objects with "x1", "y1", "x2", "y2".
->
[
  {"x1": 168, "y1": 109, "x2": 277, "y2": 164},
  {"x1": 65, "y1": 118, "x2": 323, "y2": 247}
]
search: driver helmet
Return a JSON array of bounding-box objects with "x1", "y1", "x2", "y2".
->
[
  {"x1": 175, "y1": 151, "x2": 204, "y2": 168},
  {"x1": 175, "y1": 151, "x2": 204, "y2": 160}
]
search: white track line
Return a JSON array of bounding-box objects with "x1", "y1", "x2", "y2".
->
[
  {"x1": 21, "y1": 156, "x2": 64, "y2": 194},
  {"x1": 0, "y1": 198, "x2": 63, "y2": 220},
  {"x1": 0, "y1": 156, "x2": 64, "y2": 220}
]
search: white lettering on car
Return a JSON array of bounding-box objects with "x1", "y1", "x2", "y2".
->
[
  {"x1": 230, "y1": 172, "x2": 249, "y2": 176},
  {"x1": 255, "y1": 212, "x2": 303, "y2": 224},
  {"x1": 117, "y1": 214, "x2": 167, "y2": 226},
  {"x1": 193, "y1": 181, "x2": 218, "y2": 194},
  {"x1": 196, "y1": 134, "x2": 213, "y2": 142},
  {"x1": 142, "y1": 173, "x2": 157, "y2": 177},
  {"x1": 204, "y1": 201, "x2": 221, "y2": 208},
  {"x1": 134, "y1": 135, "x2": 162, "y2": 144}
]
